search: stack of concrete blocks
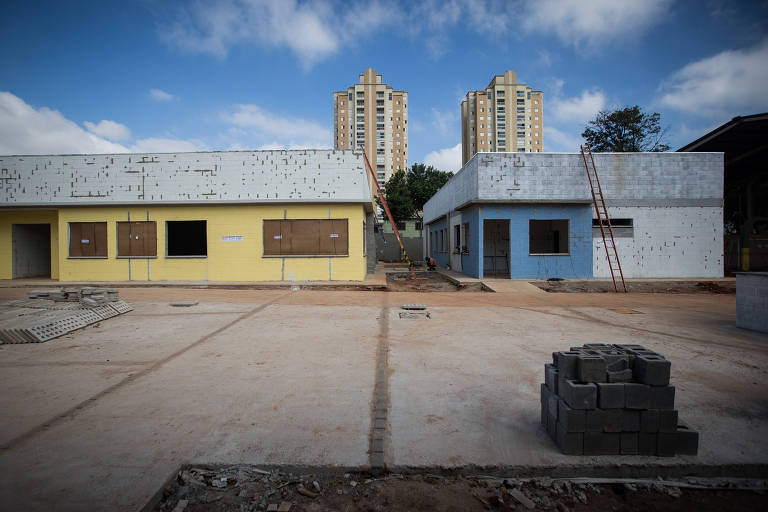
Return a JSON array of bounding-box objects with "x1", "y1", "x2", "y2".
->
[{"x1": 541, "y1": 343, "x2": 698, "y2": 456}]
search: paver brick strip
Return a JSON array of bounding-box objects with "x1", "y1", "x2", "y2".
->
[{"x1": 542, "y1": 343, "x2": 699, "y2": 456}]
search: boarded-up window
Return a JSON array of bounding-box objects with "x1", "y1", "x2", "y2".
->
[
  {"x1": 117, "y1": 221, "x2": 157, "y2": 257},
  {"x1": 263, "y1": 219, "x2": 348, "y2": 256},
  {"x1": 69, "y1": 222, "x2": 107, "y2": 258}
]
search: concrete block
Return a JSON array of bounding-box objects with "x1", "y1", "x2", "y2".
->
[
  {"x1": 624, "y1": 383, "x2": 651, "y2": 409},
  {"x1": 622, "y1": 410, "x2": 640, "y2": 432},
  {"x1": 547, "y1": 413, "x2": 558, "y2": 439},
  {"x1": 676, "y1": 422, "x2": 699, "y2": 455},
  {"x1": 548, "y1": 394, "x2": 559, "y2": 423},
  {"x1": 541, "y1": 401, "x2": 548, "y2": 427},
  {"x1": 603, "y1": 409, "x2": 623, "y2": 433},
  {"x1": 555, "y1": 351, "x2": 581, "y2": 379},
  {"x1": 605, "y1": 357, "x2": 629, "y2": 372},
  {"x1": 584, "y1": 432, "x2": 620, "y2": 455},
  {"x1": 597, "y1": 382, "x2": 624, "y2": 409},
  {"x1": 545, "y1": 363, "x2": 559, "y2": 394},
  {"x1": 638, "y1": 433, "x2": 657, "y2": 455},
  {"x1": 583, "y1": 343, "x2": 614, "y2": 351},
  {"x1": 596, "y1": 349, "x2": 629, "y2": 366},
  {"x1": 657, "y1": 432, "x2": 676, "y2": 457},
  {"x1": 562, "y1": 380, "x2": 597, "y2": 410},
  {"x1": 607, "y1": 368, "x2": 633, "y2": 382},
  {"x1": 621, "y1": 432, "x2": 639, "y2": 455},
  {"x1": 556, "y1": 422, "x2": 583, "y2": 455},
  {"x1": 540, "y1": 382, "x2": 551, "y2": 405},
  {"x1": 586, "y1": 409, "x2": 605, "y2": 432},
  {"x1": 578, "y1": 355, "x2": 607, "y2": 382},
  {"x1": 650, "y1": 385, "x2": 675, "y2": 410},
  {"x1": 558, "y1": 399, "x2": 586, "y2": 433},
  {"x1": 634, "y1": 355, "x2": 671, "y2": 385},
  {"x1": 640, "y1": 409, "x2": 660, "y2": 432},
  {"x1": 658, "y1": 409, "x2": 679, "y2": 432}
]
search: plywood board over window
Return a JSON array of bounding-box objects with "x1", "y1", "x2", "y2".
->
[
  {"x1": 263, "y1": 219, "x2": 348, "y2": 257},
  {"x1": 117, "y1": 221, "x2": 157, "y2": 257},
  {"x1": 69, "y1": 222, "x2": 107, "y2": 258}
]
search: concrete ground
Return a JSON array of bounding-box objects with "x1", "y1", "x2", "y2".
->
[{"x1": 0, "y1": 283, "x2": 767, "y2": 511}]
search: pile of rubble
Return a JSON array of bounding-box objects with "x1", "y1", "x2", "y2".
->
[
  {"x1": 541, "y1": 343, "x2": 699, "y2": 456},
  {"x1": 0, "y1": 287, "x2": 132, "y2": 344}
]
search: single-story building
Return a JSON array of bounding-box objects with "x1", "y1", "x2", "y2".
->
[
  {"x1": 423, "y1": 152, "x2": 723, "y2": 279},
  {"x1": 0, "y1": 150, "x2": 376, "y2": 282}
]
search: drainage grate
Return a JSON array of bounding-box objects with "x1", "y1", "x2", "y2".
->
[{"x1": 399, "y1": 311, "x2": 431, "y2": 319}]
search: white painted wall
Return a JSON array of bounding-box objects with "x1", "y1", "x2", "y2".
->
[{"x1": 594, "y1": 206, "x2": 723, "y2": 278}]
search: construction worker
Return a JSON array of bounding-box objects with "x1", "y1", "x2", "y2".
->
[{"x1": 425, "y1": 256, "x2": 437, "y2": 271}]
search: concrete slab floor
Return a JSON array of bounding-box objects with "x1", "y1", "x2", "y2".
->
[{"x1": 0, "y1": 287, "x2": 766, "y2": 511}]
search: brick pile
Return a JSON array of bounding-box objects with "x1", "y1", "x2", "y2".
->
[{"x1": 541, "y1": 343, "x2": 699, "y2": 456}]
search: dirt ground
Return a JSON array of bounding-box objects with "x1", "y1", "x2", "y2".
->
[
  {"x1": 156, "y1": 466, "x2": 767, "y2": 512},
  {"x1": 534, "y1": 280, "x2": 736, "y2": 294},
  {"x1": 386, "y1": 271, "x2": 486, "y2": 292}
]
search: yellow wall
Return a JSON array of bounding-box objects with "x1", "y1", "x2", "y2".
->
[
  {"x1": 1, "y1": 204, "x2": 367, "y2": 281},
  {"x1": 0, "y1": 210, "x2": 59, "y2": 280}
]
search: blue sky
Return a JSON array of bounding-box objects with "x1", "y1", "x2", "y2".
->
[{"x1": 1, "y1": 0, "x2": 767, "y2": 172}]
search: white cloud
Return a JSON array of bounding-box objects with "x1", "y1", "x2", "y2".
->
[
  {"x1": 549, "y1": 89, "x2": 606, "y2": 124},
  {"x1": 83, "y1": 119, "x2": 132, "y2": 141},
  {"x1": 131, "y1": 138, "x2": 208, "y2": 153},
  {"x1": 658, "y1": 39, "x2": 768, "y2": 117},
  {"x1": 159, "y1": 0, "x2": 398, "y2": 69},
  {"x1": 0, "y1": 92, "x2": 129, "y2": 155},
  {"x1": 223, "y1": 104, "x2": 331, "y2": 148},
  {"x1": 544, "y1": 126, "x2": 583, "y2": 152},
  {"x1": 424, "y1": 143, "x2": 462, "y2": 173},
  {"x1": 522, "y1": 0, "x2": 672, "y2": 50},
  {"x1": 149, "y1": 88, "x2": 176, "y2": 102},
  {"x1": 431, "y1": 108, "x2": 457, "y2": 137},
  {"x1": 0, "y1": 92, "x2": 207, "y2": 156}
]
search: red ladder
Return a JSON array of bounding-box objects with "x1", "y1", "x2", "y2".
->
[{"x1": 580, "y1": 145, "x2": 627, "y2": 293}]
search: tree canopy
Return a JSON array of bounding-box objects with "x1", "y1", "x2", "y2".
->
[
  {"x1": 376, "y1": 163, "x2": 453, "y2": 225},
  {"x1": 582, "y1": 105, "x2": 670, "y2": 152}
]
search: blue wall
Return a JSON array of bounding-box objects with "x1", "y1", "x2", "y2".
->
[
  {"x1": 461, "y1": 203, "x2": 593, "y2": 279},
  {"x1": 426, "y1": 217, "x2": 449, "y2": 267}
]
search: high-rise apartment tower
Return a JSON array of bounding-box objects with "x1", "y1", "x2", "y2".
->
[
  {"x1": 333, "y1": 68, "x2": 408, "y2": 184},
  {"x1": 461, "y1": 70, "x2": 543, "y2": 165}
]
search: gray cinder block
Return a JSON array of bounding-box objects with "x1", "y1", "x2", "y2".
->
[
  {"x1": 640, "y1": 409, "x2": 660, "y2": 432},
  {"x1": 556, "y1": 422, "x2": 584, "y2": 455},
  {"x1": 658, "y1": 409, "x2": 679, "y2": 432},
  {"x1": 584, "y1": 432, "x2": 620, "y2": 455},
  {"x1": 635, "y1": 355, "x2": 671, "y2": 386},
  {"x1": 622, "y1": 410, "x2": 640, "y2": 432},
  {"x1": 586, "y1": 409, "x2": 606, "y2": 432},
  {"x1": 545, "y1": 363, "x2": 559, "y2": 394},
  {"x1": 548, "y1": 394, "x2": 559, "y2": 423},
  {"x1": 657, "y1": 432, "x2": 676, "y2": 457},
  {"x1": 625, "y1": 383, "x2": 651, "y2": 409},
  {"x1": 604, "y1": 409, "x2": 623, "y2": 433},
  {"x1": 597, "y1": 382, "x2": 624, "y2": 409},
  {"x1": 676, "y1": 422, "x2": 699, "y2": 455},
  {"x1": 650, "y1": 385, "x2": 675, "y2": 410},
  {"x1": 605, "y1": 357, "x2": 629, "y2": 372},
  {"x1": 562, "y1": 380, "x2": 597, "y2": 409},
  {"x1": 596, "y1": 349, "x2": 629, "y2": 366},
  {"x1": 558, "y1": 399, "x2": 586, "y2": 433},
  {"x1": 578, "y1": 355, "x2": 607, "y2": 382},
  {"x1": 555, "y1": 351, "x2": 582, "y2": 379},
  {"x1": 638, "y1": 433, "x2": 657, "y2": 455},
  {"x1": 607, "y1": 368, "x2": 633, "y2": 382},
  {"x1": 547, "y1": 412, "x2": 558, "y2": 439},
  {"x1": 621, "y1": 432, "x2": 639, "y2": 455},
  {"x1": 583, "y1": 343, "x2": 614, "y2": 351}
]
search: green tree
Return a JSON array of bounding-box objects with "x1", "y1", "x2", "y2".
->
[
  {"x1": 376, "y1": 169, "x2": 413, "y2": 225},
  {"x1": 408, "y1": 163, "x2": 454, "y2": 212},
  {"x1": 376, "y1": 163, "x2": 454, "y2": 225},
  {"x1": 582, "y1": 105, "x2": 670, "y2": 152}
]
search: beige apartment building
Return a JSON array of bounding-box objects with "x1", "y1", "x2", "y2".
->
[
  {"x1": 333, "y1": 68, "x2": 408, "y2": 185},
  {"x1": 461, "y1": 70, "x2": 543, "y2": 165}
]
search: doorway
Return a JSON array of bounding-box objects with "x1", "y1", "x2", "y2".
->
[
  {"x1": 12, "y1": 224, "x2": 51, "y2": 278},
  {"x1": 483, "y1": 219, "x2": 509, "y2": 277}
]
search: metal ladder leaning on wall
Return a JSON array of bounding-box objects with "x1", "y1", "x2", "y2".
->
[{"x1": 580, "y1": 145, "x2": 627, "y2": 293}]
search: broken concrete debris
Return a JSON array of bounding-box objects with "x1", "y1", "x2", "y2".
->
[
  {"x1": 0, "y1": 288, "x2": 132, "y2": 344},
  {"x1": 541, "y1": 343, "x2": 699, "y2": 456}
]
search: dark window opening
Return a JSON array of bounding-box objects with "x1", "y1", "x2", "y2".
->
[
  {"x1": 529, "y1": 219, "x2": 569, "y2": 255},
  {"x1": 462, "y1": 222, "x2": 470, "y2": 253},
  {"x1": 415, "y1": 221, "x2": 423, "y2": 231},
  {"x1": 167, "y1": 220, "x2": 207, "y2": 257},
  {"x1": 396, "y1": 221, "x2": 406, "y2": 231},
  {"x1": 454, "y1": 224, "x2": 461, "y2": 250},
  {"x1": 593, "y1": 218, "x2": 633, "y2": 227}
]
